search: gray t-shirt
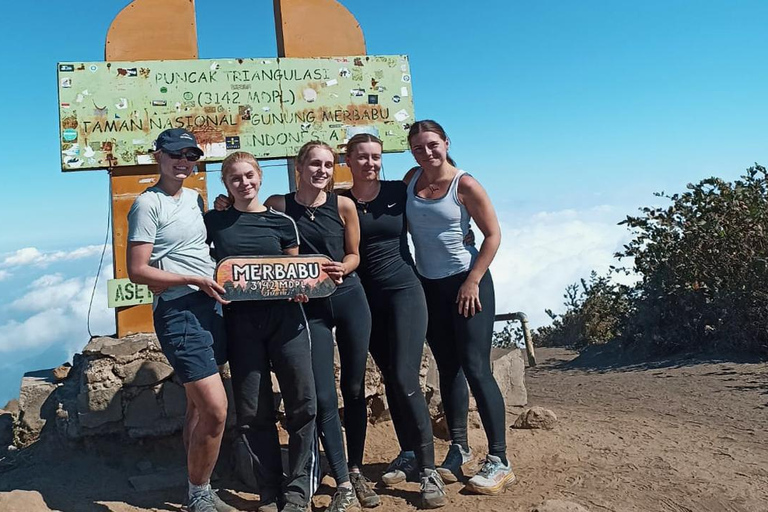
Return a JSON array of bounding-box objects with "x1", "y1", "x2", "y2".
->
[{"x1": 127, "y1": 186, "x2": 216, "y2": 303}]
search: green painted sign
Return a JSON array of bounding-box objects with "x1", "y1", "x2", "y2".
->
[
  {"x1": 57, "y1": 55, "x2": 414, "y2": 171},
  {"x1": 107, "y1": 278, "x2": 153, "y2": 308}
]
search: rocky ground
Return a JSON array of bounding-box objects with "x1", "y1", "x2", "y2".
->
[{"x1": 1, "y1": 347, "x2": 767, "y2": 512}]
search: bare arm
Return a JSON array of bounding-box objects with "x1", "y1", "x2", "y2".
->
[
  {"x1": 455, "y1": 175, "x2": 501, "y2": 317},
  {"x1": 323, "y1": 195, "x2": 360, "y2": 282},
  {"x1": 127, "y1": 241, "x2": 229, "y2": 304},
  {"x1": 265, "y1": 194, "x2": 286, "y2": 212},
  {"x1": 402, "y1": 166, "x2": 420, "y2": 185}
]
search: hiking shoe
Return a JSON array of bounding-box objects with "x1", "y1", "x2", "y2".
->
[
  {"x1": 210, "y1": 489, "x2": 238, "y2": 512},
  {"x1": 188, "y1": 491, "x2": 218, "y2": 512},
  {"x1": 381, "y1": 451, "x2": 418, "y2": 485},
  {"x1": 465, "y1": 455, "x2": 516, "y2": 495},
  {"x1": 349, "y1": 472, "x2": 381, "y2": 508},
  {"x1": 436, "y1": 444, "x2": 472, "y2": 483},
  {"x1": 420, "y1": 469, "x2": 447, "y2": 509},
  {"x1": 328, "y1": 486, "x2": 362, "y2": 512}
]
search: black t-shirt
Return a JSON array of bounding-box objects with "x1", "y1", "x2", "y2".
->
[
  {"x1": 284, "y1": 192, "x2": 359, "y2": 290},
  {"x1": 204, "y1": 207, "x2": 299, "y2": 261},
  {"x1": 342, "y1": 181, "x2": 420, "y2": 290}
]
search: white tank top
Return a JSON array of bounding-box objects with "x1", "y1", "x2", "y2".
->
[{"x1": 405, "y1": 168, "x2": 478, "y2": 279}]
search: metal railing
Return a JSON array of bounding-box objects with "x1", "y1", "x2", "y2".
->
[{"x1": 494, "y1": 312, "x2": 536, "y2": 367}]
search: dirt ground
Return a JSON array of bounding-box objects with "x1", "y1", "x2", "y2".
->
[{"x1": 1, "y1": 346, "x2": 767, "y2": 512}]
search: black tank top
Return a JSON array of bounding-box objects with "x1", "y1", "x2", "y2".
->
[
  {"x1": 342, "y1": 181, "x2": 419, "y2": 291},
  {"x1": 284, "y1": 192, "x2": 359, "y2": 291}
]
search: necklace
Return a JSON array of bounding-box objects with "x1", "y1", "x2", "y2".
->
[
  {"x1": 305, "y1": 205, "x2": 319, "y2": 221},
  {"x1": 295, "y1": 193, "x2": 325, "y2": 222},
  {"x1": 352, "y1": 182, "x2": 380, "y2": 214}
]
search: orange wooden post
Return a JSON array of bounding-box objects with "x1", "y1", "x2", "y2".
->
[
  {"x1": 274, "y1": 0, "x2": 366, "y2": 189},
  {"x1": 106, "y1": 0, "x2": 208, "y2": 337}
]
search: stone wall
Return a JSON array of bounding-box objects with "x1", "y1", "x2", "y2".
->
[{"x1": 12, "y1": 334, "x2": 527, "y2": 446}]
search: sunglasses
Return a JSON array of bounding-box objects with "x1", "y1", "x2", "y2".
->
[{"x1": 164, "y1": 150, "x2": 201, "y2": 162}]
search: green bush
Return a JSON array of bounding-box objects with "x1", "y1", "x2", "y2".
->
[
  {"x1": 533, "y1": 271, "x2": 630, "y2": 349},
  {"x1": 538, "y1": 164, "x2": 768, "y2": 356}
]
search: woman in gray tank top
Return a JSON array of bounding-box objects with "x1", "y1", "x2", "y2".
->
[{"x1": 405, "y1": 120, "x2": 516, "y2": 496}]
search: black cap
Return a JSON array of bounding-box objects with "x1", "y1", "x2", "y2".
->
[{"x1": 155, "y1": 128, "x2": 204, "y2": 157}]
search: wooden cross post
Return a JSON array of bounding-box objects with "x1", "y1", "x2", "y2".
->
[
  {"x1": 100, "y1": 0, "x2": 369, "y2": 336},
  {"x1": 106, "y1": 0, "x2": 207, "y2": 337}
]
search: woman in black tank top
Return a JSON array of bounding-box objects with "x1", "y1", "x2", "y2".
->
[
  {"x1": 265, "y1": 141, "x2": 379, "y2": 511},
  {"x1": 341, "y1": 134, "x2": 447, "y2": 509}
]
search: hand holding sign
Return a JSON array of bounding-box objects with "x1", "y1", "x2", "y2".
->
[
  {"x1": 215, "y1": 255, "x2": 337, "y2": 301},
  {"x1": 322, "y1": 260, "x2": 346, "y2": 284}
]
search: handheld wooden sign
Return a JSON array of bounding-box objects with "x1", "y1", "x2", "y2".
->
[{"x1": 215, "y1": 255, "x2": 336, "y2": 301}]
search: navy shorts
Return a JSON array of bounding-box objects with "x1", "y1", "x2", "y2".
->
[{"x1": 153, "y1": 290, "x2": 227, "y2": 384}]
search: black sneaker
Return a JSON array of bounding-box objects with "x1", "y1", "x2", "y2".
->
[
  {"x1": 349, "y1": 472, "x2": 381, "y2": 508},
  {"x1": 381, "y1": 451, "x2": 418, "y2": 485},
  {"x1": 436, "y1": 444, "x2": 472, "y2": 483},
  {"x1": 420, "y1": 468, "x2": 447, "y2": 509}
]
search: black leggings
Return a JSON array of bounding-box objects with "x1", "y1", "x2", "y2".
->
[
  {"x1": 304, "y1": 281, "x2": 372, "y2": 482},
  {"x1": 421, "y1": 270, "x2": 507, "y2": 458},
  {"x1": 367, "y1": 284, "x2": 435, "y2": 469},
  {"x1": 224, "y1": 301, "x2": 318, "y2": 507}
]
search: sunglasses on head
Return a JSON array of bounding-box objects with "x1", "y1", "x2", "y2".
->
[{"x1": 164, "y1": 150, "x2": 201, "y2": 162}]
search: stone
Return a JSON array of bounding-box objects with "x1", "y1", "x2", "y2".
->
[
  {"x1": 124, "y1": 389, "x2": 163, "y2": 429},
  {"x1": 101, "y1": 337, "x2": 150, "y2": 359},
  {"x1": 368, "y1": 393, "x2": 390, "y2": 423},
  {"x1": 161, "y1": 381, "x2": 187, "y2": 418},
  {"x1": 77, "y1": 388, "x2": 123, "y2": 429},
  {"x1": 52, "y1": 364, "x2": 72, "y2": 382},
  {"x1": 532, "y1": 499, "x2": 590, "y2": 512},
  {"x1": 17, "y1": 370, "x2": 59, "y2": 444},
  {"x1": 0, "y1": 490, "x2": 60, "y2": 511},
  {"x1": 78, "y1": 385, "x2": 121, "y2": 412},
  {"x1": 491, "y1": 347, "x2": 528, "y2": 407},
  {"x1": 513, "y1": 406, "x2": 558, "y2": 430},
  {"x1": 2, "y1": 399, "x2": 19, "y2": 414},
  {"x1": 82, "y1": 358, "x2": 120, "y2": 386},
  {"x1": 117, "y1": 360, "x2": 174, "y2": 387}
]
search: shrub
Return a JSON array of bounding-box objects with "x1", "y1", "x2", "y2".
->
[{"x1": 537, "y1": 164, "x2": 768, "y2": 356}]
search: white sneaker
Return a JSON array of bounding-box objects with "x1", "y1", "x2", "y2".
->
[{"x1": 465, "y1": 455, "x2": 516, "y2": 495}]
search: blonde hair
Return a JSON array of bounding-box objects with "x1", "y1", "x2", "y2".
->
[
  {"x1": 221, "y1": 152, "x2": 263, "y2": 185},
  {"x1": 295, "y1": 140, "x2": 336, "y2": 168}
]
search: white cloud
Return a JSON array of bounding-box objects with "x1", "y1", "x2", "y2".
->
[
  {"x1": 490, "y1": 205, "x2": 632, "y2": 329},
  {"x1": 0, "y1": 270, "x2": 10, "y2": 281},
  {"x1": 11, "y1": 274, "x2": 87, "y2": 312},
  {"x1": 1, "y1": 245, "x2": 108, "y2": 268},
  {"x1": 0, "y1": 265, "x2": 115, "y2": 354}
]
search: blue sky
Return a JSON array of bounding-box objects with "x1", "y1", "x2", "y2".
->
[{"x1": 0, "y1": 0, "x2": 766, "y2": 404}]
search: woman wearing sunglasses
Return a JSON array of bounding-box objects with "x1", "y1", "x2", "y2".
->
[{"x1": 127, "y1": 128, "x2": 235, "y2": 512}]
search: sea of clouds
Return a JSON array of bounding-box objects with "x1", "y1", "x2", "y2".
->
[{"x1": 0, "y1": 204, "x2": 633, "y2": 405}]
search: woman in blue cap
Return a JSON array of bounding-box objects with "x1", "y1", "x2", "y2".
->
[{"x1": 127, "y1": 128, "x2": 235, "y2": 512}]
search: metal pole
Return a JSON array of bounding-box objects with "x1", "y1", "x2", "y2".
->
[{"x1": 495, "y1": 311, "x2": 536, "y2": 367}]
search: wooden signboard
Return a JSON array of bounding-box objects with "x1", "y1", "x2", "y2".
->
[
  {"x1": 57, "y1": 55, "x2": 414, "y2": 171},
  {"x1": 215, "y1": 255, "x2": 337, "y2": 301},
  {"x1": 107, "y1": 278, "x2": 154, "y2": 308}
]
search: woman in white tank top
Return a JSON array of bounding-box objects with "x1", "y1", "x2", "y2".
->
[{"x1": 404, "y1": 120, "x2": 516, "y2": 496}]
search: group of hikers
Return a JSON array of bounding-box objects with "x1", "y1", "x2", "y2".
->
[{"x1": 126, "y1": 120, "x2": 511, "y2": 512}]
